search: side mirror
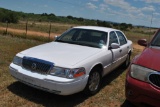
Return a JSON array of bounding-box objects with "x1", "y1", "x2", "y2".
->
[
  {"x1": 109, "y1": 43, "x2": 120, "y2": 49},
  {"x1": 138, "y1": 39, "x2": 147, "y2": 47}
]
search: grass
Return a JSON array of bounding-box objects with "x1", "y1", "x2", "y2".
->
[
  {"x1": 0, "y1": 34, "x2": 143, "y2": 107},
  {"x1": 0, "y1": 35, "x2": 45, "y2": 107}
]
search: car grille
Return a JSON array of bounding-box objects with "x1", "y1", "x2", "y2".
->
[
  {"x1": 149, "y1": 73, "x2": 160, "y2": 88},
  {"x1": 22, "y1": 56, "x2": 54, "y2": 74}
]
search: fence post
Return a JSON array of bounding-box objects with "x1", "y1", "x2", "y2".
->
[
  {"x1": 48, "y1": 22, "x2": 51, "y2": 41},
  {"x1": 26, "y1": 19, "x2": 28, "y2": 38},
  {"x1": 5, "y1": 21, "x2": 8, "y2": 35}
]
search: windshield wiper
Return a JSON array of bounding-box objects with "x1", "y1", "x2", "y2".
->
[
  {"x1": 56, "y1": 40, "x2": 101, "y2": 48},
  {"x1": 56, "y1": 40, "x2": 78, "y2": 45},
  {"x1": 55, "y1": 39, "x2": 66, "y2": 43},
  {"x1": 77, "y1": 42, "x2": 100, "y2": 48}
]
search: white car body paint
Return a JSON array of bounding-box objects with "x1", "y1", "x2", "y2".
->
[{"x1": 9, "y1": 26, "x2": 132, "y2": 95}]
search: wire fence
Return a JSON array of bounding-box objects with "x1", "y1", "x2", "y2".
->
[{"x1": 3, "y1": 21, "x2": 54, "y2": 42}]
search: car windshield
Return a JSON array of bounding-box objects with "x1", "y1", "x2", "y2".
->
[
  {"x1": 55, "y1": 28, "x2": 108, "y2": 48},
  {"x1": 151, "y1": 31, "x2": 160, "y2": 47}
]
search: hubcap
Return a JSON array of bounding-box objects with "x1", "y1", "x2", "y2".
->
[{"x1": 89, "y1": 72, "x2": 100, "y2": 92}]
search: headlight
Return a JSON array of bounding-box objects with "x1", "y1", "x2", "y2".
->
[
  {"x1": 13, "y1": 56, "x2": 22, "y2": 66},
  {"x1": 50, "y1": 67, "x2": 86, "y2": 79},
  {"x1": 130, "y1": 64, "x2": 155, "y2": 82}
]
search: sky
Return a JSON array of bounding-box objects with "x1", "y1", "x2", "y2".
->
[{"x1": 0, "y1": 0, "x2": 159, "y2": 28}]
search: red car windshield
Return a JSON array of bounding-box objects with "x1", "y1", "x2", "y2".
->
[{"x1": 151, "y1": 30, "x2": 160, "y2": 47}]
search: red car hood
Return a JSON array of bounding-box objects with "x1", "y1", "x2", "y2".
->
[{"x1": 133, "y1": 47, "x2": 160, "y2": 71}]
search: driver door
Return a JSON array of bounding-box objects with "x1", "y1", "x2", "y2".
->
[{"x1": 109, "y1": 31, "x2": 121, "y2": 70}]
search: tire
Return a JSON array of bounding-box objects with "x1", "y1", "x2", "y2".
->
[
  {"x1": 123, "y1": 54, "x2": 130, "y2": 68},
  {"x1": 84, "y1": 67, "x2": 102, "y2": 95}
]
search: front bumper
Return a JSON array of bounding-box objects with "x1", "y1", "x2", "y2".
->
[
  {"x1": 125, "y1": 75, "x2": 160, "y2": 107},
  {"x1": 9, "y1": 63, "x2": 89, "y2": 95}
]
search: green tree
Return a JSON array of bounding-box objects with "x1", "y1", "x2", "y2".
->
[
  {"x1": 67, "y1": 15, "x2": 74, "y2": 20},
  {"x1": 0, "y1": 8, "x2": 19, "y2": 23},
  {"x1": 119, "y1": 23, "x2": 128, "y2": 31},
  {"x1": 128, "y1": 24, "x2": 133, "y2": 29}
]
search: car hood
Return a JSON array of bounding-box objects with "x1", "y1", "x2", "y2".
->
[
  {"x1": 19, "y1": 42, "x2": 102, "y2": 67},
  {"x1": 133, "y1": 47, "x2": 160, "y2": 71}
]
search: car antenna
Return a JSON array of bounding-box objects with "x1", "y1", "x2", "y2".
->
[{"x1": 148, "y1": 11, "x2": 153, "y2": 42}]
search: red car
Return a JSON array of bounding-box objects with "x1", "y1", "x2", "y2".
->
[{"x1": 125, "y1": 29, "x2": 160, "y2": 107}]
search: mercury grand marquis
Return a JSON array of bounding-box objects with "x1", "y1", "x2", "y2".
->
[{"x1": 10, "y1": 26, "x2": 132, "y2": 95}]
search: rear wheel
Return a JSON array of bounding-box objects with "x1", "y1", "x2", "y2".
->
[{"x1": 84, "y1": 67, "x2": 101, "y2": 95}]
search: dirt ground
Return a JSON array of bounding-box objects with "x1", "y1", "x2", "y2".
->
[
  {"x1": 0, "y1": 27, "x2": 59, "y2": 38},
  {"x1": 133, "y1": 43, "x2": 144, "y2": 50}
]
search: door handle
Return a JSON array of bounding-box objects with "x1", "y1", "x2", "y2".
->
[{"x1": 119, "y1": 49, "x2": 122, "y2": 52}]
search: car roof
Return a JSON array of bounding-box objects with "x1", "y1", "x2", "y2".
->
[{"x1": 73, "y1": 26, "x2": 120, "y2": 33}]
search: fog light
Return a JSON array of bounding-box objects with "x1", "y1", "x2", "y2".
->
[{"x1": 127, "y1": 90, "x2": 133, "y2": 96}]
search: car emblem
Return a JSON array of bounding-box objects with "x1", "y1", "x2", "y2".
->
[{"x1": 31, "y1": 63, "x2": 37, "y2": 70}]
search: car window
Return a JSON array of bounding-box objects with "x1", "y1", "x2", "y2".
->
[
  {"x1": 116, "y1": 31, "x2": 127, "y2": 46},
  {"x1": 151, "y1": 31, "x2": 160, "y2": 46},
  {"x1": 78, "y1": 31, "x2": 107, "y2": 44},
  {"x1": 60, "y1": 29, "x2": 77, "y2": 41},
  {"x1": 109, "y1": 31, "x2": 119, "y2": 46}
]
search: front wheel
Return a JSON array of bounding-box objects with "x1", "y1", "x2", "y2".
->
[
  {"x1": 123, "y1": 54, "x2": 130, "y2": 68},
  {"x1": 84, "y1": 68, "x2": 101, "y2": 95}
]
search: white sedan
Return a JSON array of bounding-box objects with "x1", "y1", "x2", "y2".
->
[{"x1": 9, "y1": 26, "x2": 132, "y2": 95}]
